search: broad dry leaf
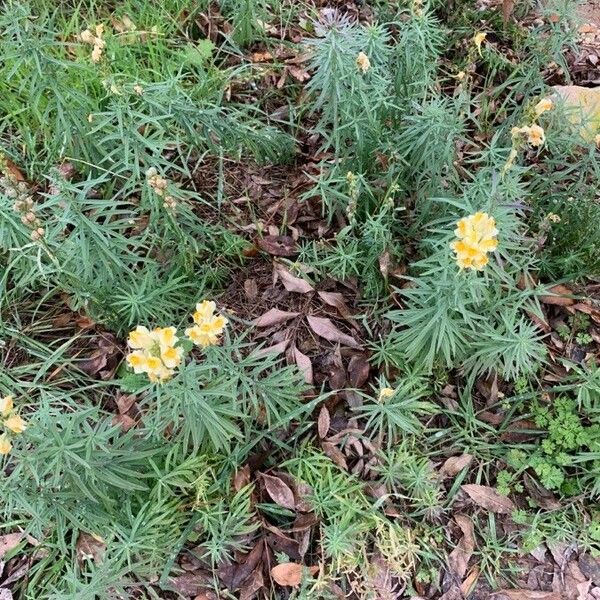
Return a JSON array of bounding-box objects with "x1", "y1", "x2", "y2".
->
[
  {"x1": 502, "y1": 0, "x2": 515, "y2": 23},
  {"x1": 552, "y1": 85, "x2": 600, "y2": 142},
  {"x1": 271, "y1": 563, "x2": 318, "y2": 587},
  {"x1": 540, "y1": 284, "x2": 575, "y2": 306},
  {"x1": 306, "y1": 315, "x2": 360, "y2": 348},
  {"x1": 317, "y1": 406, "x2": 330, "y2": 439},
  {"x1": 448, "y1": 514, "x2": 475, "y2": 579},
  {"x1": 321, "y1": 441, "x2": 348, "y2": 470},
  {"x1": 251, "y1": 339, "x2": 289, "y2": 358},
  {"x1": 275, "y1": 264, "x2": 314, "y2": 293},
  {"x1": 440, "y1": 454, "x2": 473, "y2": 479},
  {"x1": 258, "y1": 235, "x2": 297, "y2": 257},
  {"x1": 492, "y1": 591, "x2": 560, "y2": 600},
  {"x1": 262, "y1": 473, "x2": 295, "y2": 510},
  {"x1": 461, "y1": 484, "x2": 515, "y2": 514},
  {"x1": 317, "y1": 291, "x2": 354, "y2": 321},
  {"x1": 0, "y1": 533, "x2": 22, "y2": 560},
  {"x1": 292, "y1": 345, "x2": 313, "y2": 384},
  {"x1": 253, "y1": 308, "x2": 299, "y2": 327},
  {"x1": 347, "y1": 353, "x2": 370, "y2": 388}
]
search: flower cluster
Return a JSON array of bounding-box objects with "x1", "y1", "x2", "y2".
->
[
  {"x1": 0, "y1": 395, "x2": 27, "y2": 455},
  {"x1": 0, "y1": 158, "x2": 45, "y2": 242},
  {"x1": 126, "y1": 326, "x2": 184, "y2": 383},
  {"x1": 511, "y1": 124, "x2": 545, "y2": 148},
  {"x1": 450, "y1": 211, "x2": 498, "y2": 271},
  {"x1": 356, "y1": 51, "x2": 371, "y2": 74},
  {"x1": 185, "y1": 301, "x2": 229, "y2": 349},
  {"x1": 378, "y1": 387, "x2": 396, "y2": 402},
  {"x1": 125, "y1": 301, "x2": 228, "y2": 383},
  {"x1": 146, "y1": 167, "x2": 177, "y2": 211},
  {"x1": 79, "y1": 24, "x2": 106, "y2": 63}
]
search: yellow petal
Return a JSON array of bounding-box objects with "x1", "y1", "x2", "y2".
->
[
  {"x1": 153, "y1": 326, "x2": 178, "y2": 350},
  {"x1": 128, "y1": 326, "x2": 153, "y2": 350},
  {"x1": 0, "y1": 435, "x2": 12, "y2": 455},
  {"x1": 193, "y1": 300, "x2": 216, "y2": 324},
  {"x1": 161, "y1": 346, "x2": 183, "y2": 369},
  {"x1": 0, "y1": 395, "x2": 14, "y2": 418},
  {"x1": 126, "y1": 351, "x2": 148, "y2": 374},
  {"x1": 4, "y1": 414, "x2": 26, "y2": 434},
  {"x1": 378, "y1": 387, "x2": 395, "y2": 401}
]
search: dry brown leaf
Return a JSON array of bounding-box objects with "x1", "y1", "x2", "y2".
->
[
  {"x1": 317, "y1": 291, "x2": 354, "y2": 321},
  {"x1": 347, "y1": 353, "x2": 370, "y2": 388},
  {"x1": 502, "y1": 0, "x2": 515, "y2": 23},
  {"x1": 244, "y1": 279, "x2": 258, "y2": 301},
  {"x1": 317, "y1": 406, "x2": 330, "y2": 439},
  {"x1": 253, "y1": 308, "x2": 299, "y2": 327},
  {"x1": 76, "y1": 531, "x2": 106, "y2": 566},
  {"x1": 448, "y1": 514, "x2": 475, "y2": 579},
  {"x1": 540, "y1": 284, "x2": 575, "y2": 306},
  {"x1": 275, "y1": 264, "x2": 314, "y2": 293},
  {"x1": 321, "y1": 441, "x2": 348, "y2": 470},
  {"x1": 252, "y1": 339, "x2": 290, "y2": 358},
  {"x1": 3, "y1": 158, "x2": 25, "y2": 182},
  {"x1": 306, "y1": 315, "x2": 360, "y2": 348},
  {"x1": 112, "y1": 413, "x2": 137, "y2": 432},
  {"x1": 492, "y1": 591, "x2": 560, "y2": 600},
  {"x1": 262, "y1": 473, "x2": 296, "y2": 510},
  {"x1": 461, "y1": 484, "x2": 515, "y2": 514},
  {"x1": 440, "y1": 454, "x2": 473, "y2": 479},
  {"x1": 292, "y1": 345, "x2": 313, "y2": 385},
  {"x1": 461, "y1": 566, "x2": 480, "y2": 597},
  {"x1": 258, "y1": 235, "x2": 297, "y2": 257},
  {"x1": 251, "y1": 51, "x2": 273, "y2": 62},
  {"x1": 0, "y1": 533, "x2": 22, "y2": 560},
  {"x1": 271, "y1": 563, "x2": 318, "y2": 587}
]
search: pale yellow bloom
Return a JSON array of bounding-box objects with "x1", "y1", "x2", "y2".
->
[
  {"x1": 356, "y1": 51, "x2": 371, "y2": 74},
  {"x1": 125, "y1": 326, "x2": 183, "y2": 382},
  {"x1": 547, "y1": 213, "x2": 561, "y2": 223},
  {"x1": 378, "y1": 387, "x2": 395, "y2": 401},
  {"x1": 450, "y1": 212, "x2": 498, "y2": 271},
  {"x1": 80, "y1": 24, "x2": 106, "y2": 63},
  {"x1": 133, "y1": 84, "x2": 144, "y2": 96},
  {"x1": 456, "y1": 71, "x2": 466, "y2": 82},
  {"x1": 4, "y1": 414, "x2": 27, "y2": 434},
  {"x1": 527, "y1": 124, "x2": 545, "y2": 147},
  {"x1": 535, "y1": 98, "x2": 554, "y2": 117},
  {"x1": 187, "y1": 300, "x2": 228, "y2": 348},
  {"x1": 0, "y1": 395, "x2": 14, "y2": 417},
  {"x1": 473, "y1": 32, "x2": 486, "y2": 56},
  {"x1": 0, "y1": 435, "x2": 12, "y2": 456}
]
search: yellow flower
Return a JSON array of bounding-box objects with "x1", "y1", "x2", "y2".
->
[
  {"x1": 125, "y1": 325, "x2": 183, "y2": 382},
  {"x1": 187, "y1": 300, "x2": 228, "y2": 348},
  {"x1": 527, "y1": 124, "x2": 545, "y2": 147},
  {"x1": 4, "y1": 414, "x2": 27, "y2": 434},
  {"x1": 0, "y1": 395, "x2": 14, "y2": 417},
  {"x1": 0, "y1": 435, "x2": 12, "y2": 456},
  {"x1": 378, "y1": 387, "x2": 395, "y2": 401},
  {"x1": 450, "y1": 211, "x2": 498, "y2": 271},
  {"x1": 192, "y1": 300, "x2": 217, "y2": 325},
  {"x1": 547, "y1": 213, "x2": 561, "y2": 223},
  {"x1": 128, "y1": 326, "x2": 154, "y2": 350},
  {"x1": 535, "y1": 98, "x2": 554, "y2": 117},
  {"x1": 473, "y1": 32, "x2": 486, "y2": 56},
  {"x1": 356, "y1": 51, "x2": 371, "y2": 74}
]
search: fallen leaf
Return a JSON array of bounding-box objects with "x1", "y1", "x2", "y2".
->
[
  {"x1": 502, "y1": 0, "x2": 515, "y2": 23},
  {"x1": 461, "y1": 484, "x2": 515, "y2": 514},
  {"x1": 253, "y1": 308, "x2": 299, "y2": 327},
  {"x1": 347, "y1": 353, "x2": 370, "y2": 388},
  {"x1": 258, "y1": 235, "x2": 297, "y2": 257},
  {"x1": 440, "y1": 454, "x2": 473, "y2": 479},
  {"x1": 112, "y1": 413, "x2": 137, "y2": 432},
  {"x1": 251, "y1": 51, "x2": 273, "y2": 62},
  {"x1": 171, "y1": 572, "x2": 213, "y2": 596},
  {"x1": 275, "y1": 264, "x2": 314, "y2": 293},
  {"x1": 552, "y1": 85, "x2": 600, "y2": 142},
  {"x1": 461, "y1": 566, "x2": 480, "y2": 597},
  {"x1": 540, "y1": 284, "x2": 575, "y2": 306},
  {"x1": 292, "y1": 345, "x2": 313, "y2": 385},
  {"x1": 219, "y1": 541, "x2": 263, "y2": 591},
  {"x1": 317, "y1": 406, "x2": 330, "y2": 438},
  {"x1": 317, "y1": 291, "x2": 354, "y2": 321},
  {"x1": 244, "y1": 279, "x2": 258, "y2": 301},
  {"x1": 0, "y1": 533, "x2": 22, "y2": 560},
  {"x1": 492, "y1": 591, "x2": 560, "y2": 600},
  {"x1": 0, "y1": 589, "x2": 13, "y2": 600},
  {"x1": 306, "y1": 315, "x2": 360, "y2": 348},
  {"x1": 76, "y1": 531, "x2": 106, "y2": 566},
  {"x1": 115, "y1": 393, "x2": 137, "y2": 415},
  {"x1": 3, "y1": 158, "x2": 24, "y2": 182},
  {"x1": 271, "y1": 563, "x2": 318, "y2": 587},
  {"x1": 448, "y1": 514, "x2": 474, "y2": 579},
  {"x1": 262, "y1": 473, "x2": 296, "y2": 510},
  {"x1": 252, "y1": 339, "x2": 290, "y2": 358},
  {"x1": 321, "y1": 441, "x2": 348, "y2": 470}
]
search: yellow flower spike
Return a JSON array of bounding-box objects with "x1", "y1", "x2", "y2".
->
[
  {"x1": 128, "y1": 326, "x2": 154, "y2": 350},
  {"x1": 153, "y1": 326, "x2": 178, "y2": 350},
  {"x1": 0, "y1": 395, "x2": 14, "y2": 417},
  {"x1": 4, "y1": 414, "x2": 27, "y2": 434},
  {"x1": 451, "y1": 211, "x2": 498, "y2": 272},
  {"x1": 356, "y1": 51, "x2": 371, "y2": 74},
  {"x1": 378, "y1": 388, "x2": 395, "y2": 402},
  {"x1": 535, "y1": 98, "x2": 554, "y2": 117},
  {"x1": 473, "y1": 32, "x2": 487, "y2": 56},
  {"x1": 0, "y1": 435, "x2": 12, "y2": 456}
]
